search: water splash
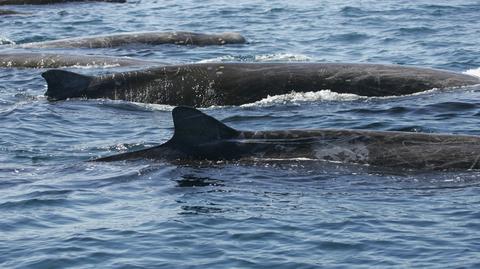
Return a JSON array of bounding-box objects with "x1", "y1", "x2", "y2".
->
[
  {"x1": 253, "y1": 53, "x2": 311, "y2": 62},
  {"x1": 463, "y1": 67, "x2": 480, "y2": 79},
  {"x1": 0, "y1": 35, "x2": 15, "y2": 45},
  {"x1": 198, "y1": 55, "x2": 236, "y2": 63},
  {"x1": 198, "y1": 53, "x2": 311, "y2": 63},
  {"x1": 241, "y1": 90, "x2": 363, "y2": 107}
]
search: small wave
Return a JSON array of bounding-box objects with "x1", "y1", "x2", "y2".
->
[
  {"x1": 426, "y1": 101, "x2": 478, "y2": 112},
  {"x1": 463, "y1": 67, "x2": 480, "y2": 79},
  {"x1": 396, "y1": 27, "x2": 437, "y2": 35},
  {"x1": 327, "y1": 32, "x2": 370, "y2": 42},
  {"x1": 340, "y1": 6, "x2": 367, "y2": 17},
  {"x1": 263, "y1": 7, "x2": 286, "y2": 14},
  {"x1": 0, "y1": 198, "x2": 68, "y2": 210},
  {"x1": 241, "y1": 90, "x2": 363, "y2": 107}
]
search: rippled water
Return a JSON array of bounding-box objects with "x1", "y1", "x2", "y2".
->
[{"x1": 1, "y1": 1, "x2": 480, "y2": 268}]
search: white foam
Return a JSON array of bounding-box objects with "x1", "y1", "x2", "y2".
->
[
  {"x1": 254, "y1": 53, "x2": 311, "y2": 62},
  {"x1": 198, "y1": 55, "x2": 236, "y2": 63},
  {"x1": 239, "y1": 85, "x2": 474, "y2": 108},
  {"x1": 131, "y1": 102, "x2": 174, "y2": 111},
  {"x1": 463, "y1": 67, "x2": 480, "y2": 79},
  {"x1": 0, "y1": 36, "x2": 15, "y2": 45},
  {"x1": 198, "y1": 53, "x2": 311, "y2": 63},
  {"x1": 241, "y1": 90, "x2": 363, "y2": 107},
  {"x1": 406, "y1": 87, "x2": 441, "y2": 96}
]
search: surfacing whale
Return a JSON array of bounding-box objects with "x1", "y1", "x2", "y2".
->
[
  {"x1": 42, "y1": 63, "x2": 480, "y2": 106},
  {"x1": 0, "y1": 52, "x2": 162, "y2": 68},
  {"x1": 0, "y1": 0, "x2": 125, "y2": 5},
  {"x1": 21, "y1": 31, "x2": 247, "y2": 48},
  {"x1": 95, "y1": 106, "x2": 480, "y2": 171}
]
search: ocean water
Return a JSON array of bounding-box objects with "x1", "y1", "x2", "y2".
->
[{"x1": 1, "y1": 0, "x2": 480, "y2": 268}]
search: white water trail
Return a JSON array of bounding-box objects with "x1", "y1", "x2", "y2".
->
[
  {"x1": 463, "y1": 67, "x2": 480, "y2": 79},
  {"x1": 241, "y1": 90, "x2": 363, "y2": 107},
  {"x1": 198, "y1": 53, "x2": 311, "y2": 63}
]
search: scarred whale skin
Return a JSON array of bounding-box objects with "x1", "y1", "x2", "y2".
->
[
  {"x1": 42, "y1": 63, "x2": 480, "y2": 106},
  {"x1": 21, "y1": 31, "x2": 247, "y2": 48},
  {"x1": 95, "y1": 106, "x2": 480, "y2": 171},
  {"x1": 0, "y1": 0, "x2": 125, "y2": 5},
  {"x1": 0, "y1": 52, "x2": 163, "y2": 68}
]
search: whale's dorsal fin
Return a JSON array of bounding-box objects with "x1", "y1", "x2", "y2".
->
[
  {"x1": 42, "y1": 69, "x2": 93, "y2": 100},
  {"x1": 171, "y1": 106, "x2": 239, "y2": 145},
  {"x1": 94, "y1": 107, "x2": 239, "y2": 162}
]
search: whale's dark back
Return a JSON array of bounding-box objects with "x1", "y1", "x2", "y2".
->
[
  {"x1": 94, "y1": 107, "x2": 480, "y2": 170},
  {"x1": 43, "y1": 63, "x2": 480, "y2": 106}
]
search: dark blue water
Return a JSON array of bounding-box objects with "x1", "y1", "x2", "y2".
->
[{"x1": 2, "y1": 1, "x2": 480, "y2": 268}]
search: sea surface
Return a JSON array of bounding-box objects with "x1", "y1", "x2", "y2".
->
[{"x1": 1, "y1": 0, "x2": 480, "y2": 268}]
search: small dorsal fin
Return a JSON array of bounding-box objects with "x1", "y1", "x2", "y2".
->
[{"x1": 171, "y1": 106, "x2": 239, "y2": 145}]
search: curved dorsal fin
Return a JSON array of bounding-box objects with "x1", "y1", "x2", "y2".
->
[
  {"x1": 171, "y1": 106, "x2": 239, "y2": 145},
  {"x1": 42, "y1": 69, "x2": 93, "y2": 100}
]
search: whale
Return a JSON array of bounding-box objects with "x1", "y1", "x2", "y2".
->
[
  {"x1": 42, "y1": 63, "x2": 480, "y2": 106},
  {"x1": 20, "y1": 31, "x2": 247, "y2": 48},
  {"x1": 0, "y1": 0, "x2": 125, "y2": 5},
  {"x1": 94, "y1": 106, "x2": 480, "y2": 170},
  {"x1": 0, "y1": 52, "x2": 163, "y2": 68}
]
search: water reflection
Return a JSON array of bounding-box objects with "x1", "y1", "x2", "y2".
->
[{"x1": 175, "y1": 174, "x2": 225, "y2": 188}]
